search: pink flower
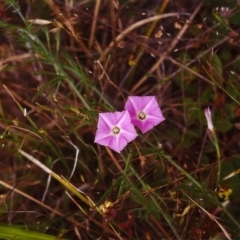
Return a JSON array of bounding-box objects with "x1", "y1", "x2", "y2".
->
[
  {"x1": 204, "y1": 107, "x2": 214, "y2": 131},
  {"x1": 125, "y1": 96, "x2": 165, "y2": 133},
  {"x1": 94, "y1": 111, "x2": 138, "y2": 153}
]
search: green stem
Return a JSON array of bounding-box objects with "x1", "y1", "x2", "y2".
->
[{"x1": 214, "y1": 137, "x2": 221, "y2": 186}]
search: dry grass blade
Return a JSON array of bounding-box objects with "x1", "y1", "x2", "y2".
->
[
  {"x1": 130, "y1": 2, "x2": 203, "y2": 93},
  {"x1": 89, "y1": 0, "x2": 101, "y2": 48},
  {"x1": 167, "y1": 56, "x2": 214, "y2": 85},
  {"x1": 182, "y1": 191, "x2": 232, "y2": 240},
  {"x1": 28, "y1": 19, "x2": 53, "y2": 25},
  {"x1": 1, "y1": 0, "x2": 240, "y2": 238},
  {"x1": 100, "y1": 12, "x2": 191, "y2": 61},
  {"x1": 0, "y1": 179, "x2": 85, "y2": 228}
]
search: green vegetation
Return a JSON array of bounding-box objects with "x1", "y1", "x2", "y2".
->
[{"x1": 0, "y1": 0, "x2": 240, "y2": 239}]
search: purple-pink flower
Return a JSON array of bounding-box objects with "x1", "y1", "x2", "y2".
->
[
  {"x1": 125, "y1": 96, "x2": 165, "y2": 133},
  {"x1": 94, "y1": 111, "x2": 138, "y2": 153},
  {"x1": 204, "y1": 107, "x2": 214, "y2": 132}
]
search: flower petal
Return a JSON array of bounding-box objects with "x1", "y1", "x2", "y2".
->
[
  {"x1": 116, "y1": 110, "x2": 132, "y2": 127},
  {"x1": 140, "y1": 96, "x2": 157, "y2": 111},
  {"x1": 108, "y1": 135, "x2": 128, "y2": 153},
  {"x1": 94, "y1": 128, "x2": 112, "y2": 143},
  {"x1": 97, "y1": 113, "x2": 114, "y2": 129},
  {"x1": 204, "y1": 107, "x2": 214, "y2": 131},
  {"x1": 121, "y1": 124, "x2": 138, "y2": 142}
]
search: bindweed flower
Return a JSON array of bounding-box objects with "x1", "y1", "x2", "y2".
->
[
  {"x1": 94, "y1": 111, "x2": 138, "y2": 153},
  {"x1": 204, "y1": 107, "x2": 221, "y2": 186},
  {"x1": 125, "y1": 96, "x2": 165, "y2": 133},
  {"x1": 204, "y1": 107, "x2": 218, "y2": 145},
  {"x1": 204, "y1": 107, "x2": 214, "y2": 132}
]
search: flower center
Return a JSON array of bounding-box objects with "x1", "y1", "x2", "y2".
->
[
  {"x1": 138, "y1": 111, "x2": 146, "y2": 120},
  {"x1": 112, "y1": 126, "x2": 120, "y2": 135}
]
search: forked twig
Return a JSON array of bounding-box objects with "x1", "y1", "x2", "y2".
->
[
  {"x1": 64, "y1": 136, "x2": 80, "y2": 181},
  {"x1": 95, "y1": 59, "x2": 125, "y2": 101}
]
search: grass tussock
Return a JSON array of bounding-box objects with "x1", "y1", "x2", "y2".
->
[{"x1": 1, "y1": 0, "x2": 240, "y2": 239}]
